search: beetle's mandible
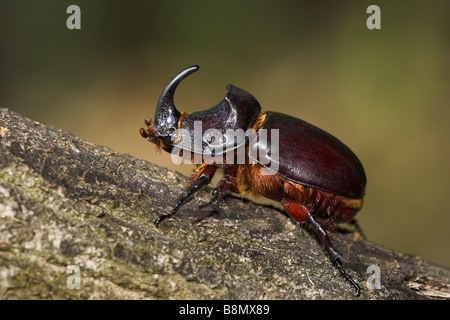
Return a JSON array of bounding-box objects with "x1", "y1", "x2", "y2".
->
[{"x1": 140, "y1": 65, "x2": 367, "y2": 296}]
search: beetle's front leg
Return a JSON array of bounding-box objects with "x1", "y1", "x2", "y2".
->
[{"x1": 154, "y1": 165, "x2": 217, "y2": 227}]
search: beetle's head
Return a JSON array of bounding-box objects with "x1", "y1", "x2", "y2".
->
[{"x1": 140, "y1": 65, "x2": 199, "y2": 152}]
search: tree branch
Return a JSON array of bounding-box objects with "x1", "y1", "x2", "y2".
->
[{"x1": 0, "y1": 108, "x2": 448, "y2": 299}]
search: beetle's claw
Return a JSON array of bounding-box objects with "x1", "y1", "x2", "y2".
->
[
  {"x1": 333, "y1": 259, "x2": 361, "y2": 296},
  {"x1": 195, "y1": 198, "x2": 219, "y2": 211},
  {"x1": 154, "y1": 214, "x2": 171, "y2": 227},
  {"x1": 196, "y1": 200, "x2": 215, "y2": 211},
  {"x1": 196, "y1": 188, "x2": 222, "y2": 210}
]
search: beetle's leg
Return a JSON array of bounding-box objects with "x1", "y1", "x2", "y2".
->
[
  {"x1": 305, "y1": 213, "x2": 361, "y2": 296},
  {"x1": 154, "y1": 165, "x2": 217, "y2": 227},
  {"x1": 348, "y1": 218, "x2": 367, "y2": 240},
  {"x1": 197, "y1": 174, "x2": 236, "y2": 210}
]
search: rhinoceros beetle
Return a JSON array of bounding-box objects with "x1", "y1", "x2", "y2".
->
[{"x1": 140, "y1": 65, "x2": 367, "y2": 296}]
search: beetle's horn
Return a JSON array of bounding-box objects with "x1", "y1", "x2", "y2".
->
[{"x1": 154, "y1": 65, "x2": 199, "y2": 133}]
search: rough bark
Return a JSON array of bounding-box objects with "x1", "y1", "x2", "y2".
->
[{"x1": 0, "y1": 108, "x2": 448, "y2": 300}]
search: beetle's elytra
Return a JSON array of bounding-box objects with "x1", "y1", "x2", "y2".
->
[{"x1": 140, "y1": 65, "x2": 367, "y2": 296}]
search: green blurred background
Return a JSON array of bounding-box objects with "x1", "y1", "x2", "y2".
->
[{"x1": 1, "y1": 0, "x2": 449, "y2": 268}]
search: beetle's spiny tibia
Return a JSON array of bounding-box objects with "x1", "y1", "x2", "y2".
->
[
  {"x1": 333, "y1": 259, "x2": 361, "y2": 296},
  {"x1": 305, "y1": 213, "x2": 360, "y2": 296}
]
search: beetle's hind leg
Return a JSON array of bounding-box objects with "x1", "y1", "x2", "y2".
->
[
  {"x1": 282, "y1": 200, "x2": 360, "y2": 296},
  {"x1": 335, "y1": 218, "x2": 367, "y2": 240},
  {"x1": 304, "y1": 213, "x2": 361, "y2": 296},
  {"x1": 348, "y1": 218, "x2": 367, "y2": 240}
]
